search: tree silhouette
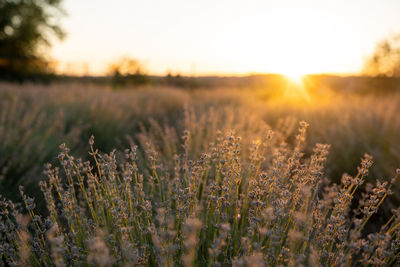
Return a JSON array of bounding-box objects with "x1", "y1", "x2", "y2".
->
[
  {"x1": 108, "y1": 56, "x2": 149, "y2": 87},
  {"x1": 364, "y1": 33, "x2": 400, "y2": 77},
  {"x1": 0, "y1": 0, "x2": 65, "y2": 81}
]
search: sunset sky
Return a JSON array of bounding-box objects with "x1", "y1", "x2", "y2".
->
[{"x1": 52, "y1": 0, "x2": 400, "y2": 76}]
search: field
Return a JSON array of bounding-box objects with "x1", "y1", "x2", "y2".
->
[{"x1": 1, "y1": 80, "x2": 400, "y2": 266}]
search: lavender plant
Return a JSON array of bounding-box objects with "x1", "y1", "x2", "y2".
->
[{"x1": 1, "y1": 121, "x2": 399, "y2": 266}]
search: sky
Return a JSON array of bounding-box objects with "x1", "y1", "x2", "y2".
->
[{"x1": 51, "y1": 0, "x2": 400, "y2": 76}]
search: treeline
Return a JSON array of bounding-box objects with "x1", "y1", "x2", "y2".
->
[{"x1": 51, "y1": 73, "x2": 400, "y2": 96}]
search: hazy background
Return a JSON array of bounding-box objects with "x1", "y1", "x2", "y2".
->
[{"x1": 52, "y1": 0, "x2": 400, "y2": 76}]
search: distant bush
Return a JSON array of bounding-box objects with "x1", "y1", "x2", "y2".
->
[
  {"x1": 108, "y1": 57, "x2": 151, "y2": 88},
  {"x1": 364, "y1": 33, "x2": 400, "y2": 77}
]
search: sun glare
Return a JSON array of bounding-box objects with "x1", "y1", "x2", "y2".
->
[
  {"x1": 284, "y1": 72, "x2": 305, "y2": 85},
  {"x1": 283, "y1": 72, "x2": 311, "y2": 101}
]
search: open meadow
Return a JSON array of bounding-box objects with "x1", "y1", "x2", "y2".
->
[
  {"x1": 1, "y1": 80, "x2": 400, "y2": 265},
  {"x1": 2, "y1": 0, "x2": 400, "y2": 265}
]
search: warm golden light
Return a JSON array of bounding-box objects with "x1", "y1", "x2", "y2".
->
[
  {"x1": 283, "y1": 74, "x2": 311, "y2": 101},
  {"x1": 284, "y1": 71, "x2": 305, "y2": 85}
]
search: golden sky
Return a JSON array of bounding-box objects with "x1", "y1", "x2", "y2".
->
[{"x1": 52, "y1": 0, "x2": 400, "y2": 76}]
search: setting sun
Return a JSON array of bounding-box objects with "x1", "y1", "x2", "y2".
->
[
  {"x1": 283, "y1": 74, "x2": 310, "y2": 101},
  {"x1": 284, "y1": 71, "x2": 305, "y2": 85}
]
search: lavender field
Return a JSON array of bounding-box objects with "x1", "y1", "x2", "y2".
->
[{"x1": 1, "y1": 82, "x2": 400, "y2": 266}]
